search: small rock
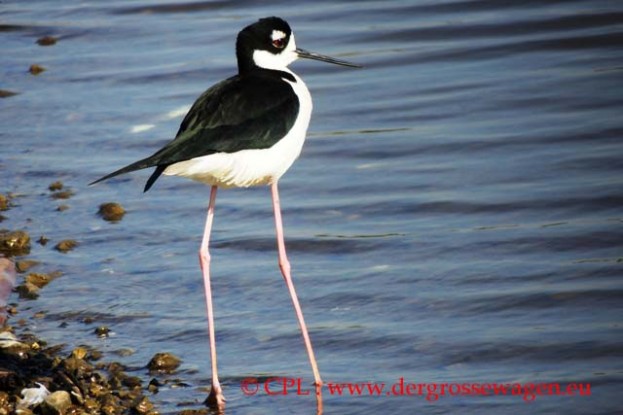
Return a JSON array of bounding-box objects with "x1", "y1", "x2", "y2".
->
[
  {"x1": 50, "y1": 190, "x2": 74, "y2": 200},
  {"x1": 29, "y1": 64, "x2": 46, "y2": 75},
  {"x1": 178, "y1": 410, "x2": 209, "y2": 415},
  {"x1": 48, "y1": 181, "x2": 64, "y2": 191},
  {"x1": 25, "y1": 273, "x2": 51, "y2": 288},
  {"x1": 94, "y1": 326, "x2": 110, "y2": 338},
  {"x1": 112, "y1": 348, "x2": 135, "y2": 357},
  {"x1": 122, "y1": 376, "x2": 142, "y2": 389},
  {"x1": 37, "y1": 235, "x2": 49, "y2": 246},
  {"x1": 0, "y1": 194, "x2": 9, "y2": 211},
  {"x1": 71, "y1": 347, "x2": 88, "y2": 359},
  {"x1": 98, "y1": 202, "x2": 126, "y2": 222},
  {"x1": 54, "y1": 240, "x2": 78, "y2": 253},
  {"x1": 15, "y1": 260, "x2": 39, "y2": 273},
  {"x1": 0, "y1": 230, "x2": 31, "y2": 256},
  {"x1": 36, "y1": 36, "x2": 57, "y2": 46},
  {"x1": 132, "y1": 396, "x2": 154, "y2": 415},
  {"x1": 41, "y1": 390, "x2": 71, "y2": 415},
  {"x1": 147, "y1": 378, "x2": 159, "y2": 394},
  {"x1": 0, "y1": 391, "x2": 11, "y2": 415},
  {"x1": 62, "y1": 356, "x2": 93, "y2": 377},
  {"x1": 83, "y1": 398, "x2": 100, "y2": 413},
  {"x1": 81, "y1": 316, "x2": 95, "y2": 324},
  {"x1": 16, "y1": 282, "x2": 40, "y2": 299},
  {"x1": 147, "y1": 352, "x2": 181, "y2": 373},
  {"x1": 0, "y1": 89, "x2": 18, "y2": 98}
]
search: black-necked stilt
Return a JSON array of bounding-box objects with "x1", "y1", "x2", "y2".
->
[{"x1": 91, "y1": 16, "x2": 360, "y2": 408}]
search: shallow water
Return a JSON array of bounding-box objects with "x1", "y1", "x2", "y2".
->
[{"x1": 2, "y1": 1, "x2": 623, "y2": 414}]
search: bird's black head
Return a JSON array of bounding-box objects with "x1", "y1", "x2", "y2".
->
[
  {"x1": 236, "y1": 17, "x2": 294, "y2": 74},
  {"x1": 236, "y1": 16, "x2": 361, "y2": 75}
]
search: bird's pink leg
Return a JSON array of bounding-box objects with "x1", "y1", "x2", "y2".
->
[
  {"x1": 270, "y1": 182, "x2": 323, "y2": 403},
  {"x1": 199, "y1": 185, "x2": 226, "y2": 408}
]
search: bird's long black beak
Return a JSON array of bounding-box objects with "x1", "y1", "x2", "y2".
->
[{"x1": 296, "y1": 48, "x2": 362, "y2": 68}]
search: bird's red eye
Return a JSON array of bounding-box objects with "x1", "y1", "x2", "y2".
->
[{"x1": 272, "y1": 38, "x2": 286, "y2": 49}]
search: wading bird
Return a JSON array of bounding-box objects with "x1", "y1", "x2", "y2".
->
[{"x1": 91, "y1": 16, "x2": 360, "y2": 408}]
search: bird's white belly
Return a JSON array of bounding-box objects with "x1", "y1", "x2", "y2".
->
[{"x1": 163, "y1": 73, "x2": 312, "y2": 189}]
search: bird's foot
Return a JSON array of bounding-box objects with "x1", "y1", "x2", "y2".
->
[{"x1": 204, "y1": 385, "x2": 226, "y2": 409}]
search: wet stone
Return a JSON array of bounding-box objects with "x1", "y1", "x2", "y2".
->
[
  {"x1": 48, "y1": 181, "x2": 64, "y2": 191},
  {"x1": 132, "y1": 396, "x2": 155, "y2": 415},
  {"x1": 122, "y1": 375, "x2": 142, "y2": 389},
  {"x1": 94, "y1": 326, "x2": 110, "y2": 338},
  {"x1": 104, "y1": 361, "x2": 126, "y2": 375},
  {"x1": 0, "y1": 90, "x2": 18, "y2": 98},
  {"x1": 71, "y1": 347, "x2": 88, "y2": 360},
  {"x1": 0, "y1": 229, "x2": 31, "y2": 256},
  {"x1": 37, "y1": 235, "x2": 49, "y2": 246},
  {"x1": 17, "y1": 282, "x2": 40, "y2": 299},
  {"x1": 16, "y1": 260, "x2": 39, "y2": 273},
  {"x1": 41, "y1": 390, "x2": 71, "y2": 415},
  {"x1": 178, "y1": 410, "x2": 209, "y2": 415},
  {"x1": 147, "y1": 378, "x2": 160, "y2": 394},
  {"x1": 0, "y1": 194, "x2": 9, "y2": 211},
  {"x1": 37, "y1": 35, "x2": 57, "y2": 46},
  {"x1": 62, "y1": 356, "x2": 93, "y2": 377},
  {"x1": 98, "y1": 202, "x2": 126, "y2": 222},
  {"x1": 25, "y1": 273, "x2": 51, "y2": 288},
  {"x1": 147, "y1": 352, "x2": 181, "y2": 373},
  {"x1": 50, "y1": 189, "x2": 74, "y2": 200},
  {"x1": 54, "y1": 240, "x2": 78, "y2": 253},
  {"x1": 83, "y1": 398, "x2": 100, "y2": 412},
  {"x1": 112, "y1": 347, "x2": 135, "y2": 357},
  {"x1": 29, "y1": 64, "x2": 45, "y2": 75},
  {"x1": 0, "y1": 391, "x2": 10, "y2": 415}
]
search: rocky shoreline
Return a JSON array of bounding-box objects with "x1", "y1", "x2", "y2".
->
[{"x1": 0, "y1": 189, "x2": 207, "y2": 415}]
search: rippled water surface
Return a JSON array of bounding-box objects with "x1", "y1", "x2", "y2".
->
[{"x1": 2, "y1": 1, "x2": 622, "y2": 414}]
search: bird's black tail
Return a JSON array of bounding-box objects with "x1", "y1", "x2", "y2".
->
[{"x1": 89, "y1": 155, "x2": 167, "y2": 193}]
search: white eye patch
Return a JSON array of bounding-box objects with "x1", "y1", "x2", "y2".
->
[{"x1": 271, "y1": 30, "x2": 287, "y2": 41}]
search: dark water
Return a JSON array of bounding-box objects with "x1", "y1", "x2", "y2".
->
[{"x1": 2, "y1": 1, "x2": 623, "y2": 414}]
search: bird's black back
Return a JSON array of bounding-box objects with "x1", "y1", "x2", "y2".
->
[{"x1": 90, "y1": 68, "x2": 300, "y2": 192}]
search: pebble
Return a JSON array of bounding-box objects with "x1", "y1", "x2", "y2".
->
[
  {"x1": 94, "y1": 326, "x2": 110, "y2": 338},
  {"x1": 0, "y1": 229, "x2": 31, "y2": 256},
  {"x1": 50, "y1": 190, "x2": 74, "y2": 200},
  {"x1": 0, "y1": 194, "x2": 9, "y2": 211},
  {"x1": 0, "y1": 89, "x2": 18, "y2": 98},
  {"x1": 29, "y1": 64, "x2": 46, "y2": 75},
  {"x1": 98, "y1": 202, "x2": 126, "y2": 222},
  {"x1": 15, "y1": 260, "x2": 40, "y2": 273},
  {"x1": 0, "y1": 391, "x2": 10, "y2": 414},
  {"x1": 25, "y1": 273, "x2": 51, "y2": 288},
  {"x1": 16, "y1": 282, "x2": 40, "y2": 299},
  {"x1": 147, "y1": 352, "x2": 182, "y2": 373},
  {"x1": 48, "y1": 181, "x2": 64, "y2": 191},
  {"x1": 41, "y1": 390, "x2": 71, "y2": 415},
  {"x1": 54, "y1": 240, "x2": 78, "y2": 253},
  {"x1": 36, "y1": 35, "x2": 57, "y2": 46}
]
